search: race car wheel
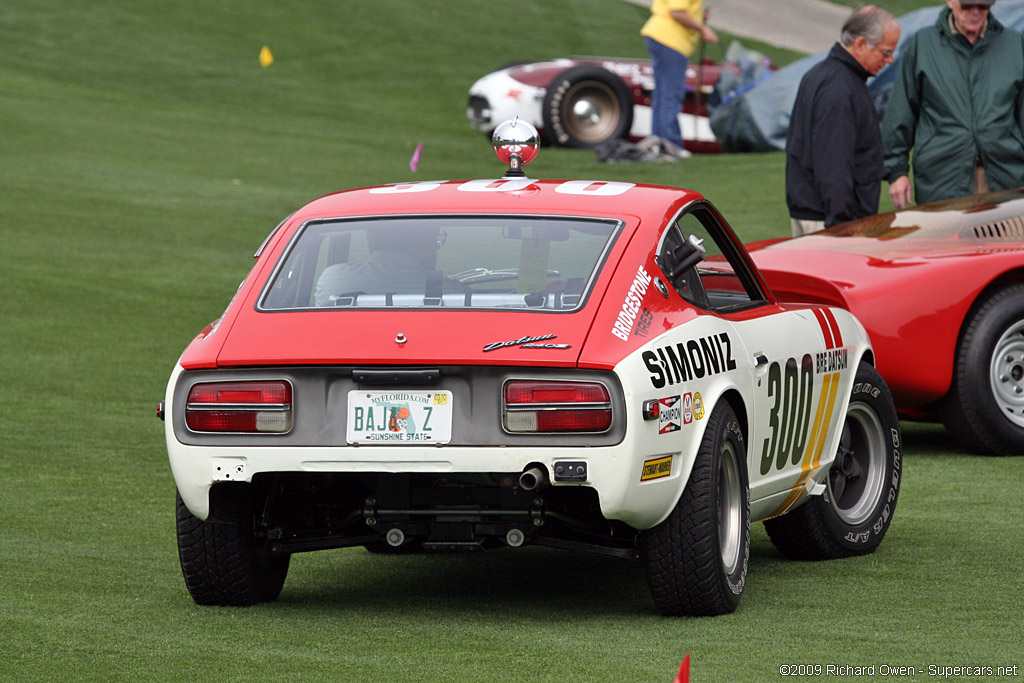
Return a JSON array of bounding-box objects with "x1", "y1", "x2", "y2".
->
[
  {"x1": 176, "y1": 490, "x2": 290, "y2": 606},
  {"x1": 641, "y1": 402, "x2": 749, "y2": 616},
  {"x1": 541, "y1": 66, "x2": 633, "y2": 148},
  {"x1": 939, "y1": 283, "x2": 1024, "y2": 456},
  {"x1": 765, "y1": 363, "x2": 901, "y2": 560}
]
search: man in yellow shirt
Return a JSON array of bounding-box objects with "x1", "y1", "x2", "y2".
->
[{"x1": 641, "y1": 0, "x2": 718, "y2": 153}]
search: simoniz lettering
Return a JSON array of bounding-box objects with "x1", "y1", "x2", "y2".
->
[
  {"x1": 642, "y1": 332, "x2": 737, "y2": 388},
  {"x1": 611, "y1": 265, "x2": 653, "y2": 340}
]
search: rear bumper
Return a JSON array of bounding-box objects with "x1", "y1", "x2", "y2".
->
[{"x1": 164, "y1": 363, "x2": 692, "y2": 531}]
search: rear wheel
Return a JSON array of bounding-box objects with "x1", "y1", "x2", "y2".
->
[
  {"x1": 765, "y1": 363, "x2": 901, "y2": 559},
  {"x1": 541, "y1": 66, "x2": 633, "y2": 148},
  {"x1": 176, "y1": 490, "x2": 290, "y2": 605},
  {"x1": 939, "y1": 283, "x2": 1024, "y2": 456},
  {"x1": 641, "y1": 402, "x2": 749, "y2": 616}
]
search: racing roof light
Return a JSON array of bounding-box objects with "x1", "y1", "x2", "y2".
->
[
  {"x1": 185, "y1": 381, "x2": 293, "y2": 433},
  {"x1": 492, "y1": 117, "x2": 539, "y2": 178},
  {"x1": 503, "y1": 380, "x2": 612, "y2": 433}
]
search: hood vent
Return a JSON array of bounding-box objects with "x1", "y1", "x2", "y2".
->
[{"x1": 965, "y1": 216, "x2": 1024, "y2": 241}]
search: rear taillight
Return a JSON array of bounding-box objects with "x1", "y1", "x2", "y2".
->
[
  {"x1": 185, "y1": 381, "x2": 293, "y2": 433},
  {"x1": 503, "y1": 380, "x2": 612, "y2": 433}
]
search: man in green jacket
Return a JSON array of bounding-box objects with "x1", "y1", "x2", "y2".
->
[{"x1": 882, "y1": 0, "x2": 1024, "y2": 209}]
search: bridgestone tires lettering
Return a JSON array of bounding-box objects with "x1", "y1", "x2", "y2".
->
[
  {"x1": 176, "y1": 490, "x2": 290, "y2": 606},
  {"x1": 764, "y1": 363, "x2": 901, "y2": 560},
  {"x1": 939, "y1": 283, "x2": 1024, "y2": 456},
  {"x1": 541, "y1": 66, "x2": 633, "y2": 148},
  {"x1": 641, "y1": 402, "x2": 750, "y2": 616}
]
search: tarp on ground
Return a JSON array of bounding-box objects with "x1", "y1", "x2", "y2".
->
[{"x1": 709, "y1": 1, "x2": 1024, "y2": 153}]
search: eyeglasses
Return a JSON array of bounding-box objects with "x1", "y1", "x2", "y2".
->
[
  {"x1": 959, "y1": 3, "x2": 991, "y2": 11},
  {"x1": 876, "y1": 47, "x2": 895, "y2": 58}
]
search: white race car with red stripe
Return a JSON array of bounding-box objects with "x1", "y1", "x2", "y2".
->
[
  {"x1": 160, "y1": 120, "x2": 901, "y2": 615},
  {"x1": 466, "y1": 57, "x2": 727, "y2": 152}
]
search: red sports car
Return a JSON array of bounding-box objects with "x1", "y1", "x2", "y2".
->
[
  {"x1": 748, "y1": 190, "x2": 1024, "y2": 456},
  {"x1": 159, "y1": 121, "x2": 901, "y2": 614}
]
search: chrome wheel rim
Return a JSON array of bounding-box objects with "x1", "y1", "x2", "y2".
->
[
  {"x1": 719, "y1": 440, "x2": 743, "y2": 574},
  {"x1": 562, "y1": 82, "x2": 620, "y2": 144},
  {"x1": 828, "y1": 402, "x2": 886, "y2": 525},
  {"x1": 990, "y1": 319, "x2": 1024, "y2": 428}
]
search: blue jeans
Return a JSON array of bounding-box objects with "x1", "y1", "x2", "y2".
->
[{"x1": 645, "y1": 36, "x2": 689, "y2": 148}]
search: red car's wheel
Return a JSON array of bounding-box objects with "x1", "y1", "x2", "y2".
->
[{"x1": 940, "y1": 283, "x2": 1024, "y2": 456}]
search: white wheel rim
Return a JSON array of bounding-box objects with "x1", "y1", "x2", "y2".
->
[
  {"x1": 719, "y1": 440, "x2": 743, "y2": 574},
  {"x1": 562, "y1": 83, "x2": 620, "y2": 144},
  {"x1": 828, "y1": 402, "x2": 886, "y2": 525},
  {"x1": 990, "y1": 319, "x2": 1024, "y2": 428}
]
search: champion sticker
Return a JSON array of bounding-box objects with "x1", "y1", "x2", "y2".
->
[
  {"x1": 658, "y1": 396, "x2": 681, "y2": 434},
  {"x1": 641, "y1": 455, "x2": 673, "y2": 481}
]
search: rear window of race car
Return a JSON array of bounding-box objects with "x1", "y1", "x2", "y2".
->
[{"x1": 259, "y1": 216, "x2": 620, "y2": 312}]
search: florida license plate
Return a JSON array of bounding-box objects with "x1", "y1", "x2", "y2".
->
[{"x1": 346, "y1": 390, "x2": 453, "y2": 444}]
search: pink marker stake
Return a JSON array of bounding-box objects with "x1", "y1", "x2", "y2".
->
[{"x1": 409, "y1": 142, "x2": 423, "y2": 172}]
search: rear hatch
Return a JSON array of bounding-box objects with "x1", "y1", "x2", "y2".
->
[{"x1": 214, "y1": 213, "x2": 625, "y2": 368}]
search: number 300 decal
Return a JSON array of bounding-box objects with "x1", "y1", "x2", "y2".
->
[
  {"x1": 760, "y1": 355, "x2": 815, "y2": 476},
  {"x1": 368, "y1": 179, "x2": 635, "y2": 196}
]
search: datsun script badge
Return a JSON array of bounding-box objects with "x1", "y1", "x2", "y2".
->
[{"x1": 483, "y1": 334, "x2": 571, "y2": 352}]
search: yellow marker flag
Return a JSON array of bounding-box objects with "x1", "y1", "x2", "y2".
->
[{"x1": 259, "y1": 45, "x2": 274, "y2": 68}]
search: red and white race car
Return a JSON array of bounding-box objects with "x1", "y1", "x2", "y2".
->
[
  {"x1": 467, "y1": 57, "x2": 728, "y2": 152},
  {"x1": 160, "y1": 120, "x2": 901, "y2": 615},
  {"x1": 748, "y1": 190, "x2": 1024, "y2": 456}
]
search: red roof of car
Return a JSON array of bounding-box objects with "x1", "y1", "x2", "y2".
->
[{"x1": 179, "y1": 178, "x2": 708, "y2": 370}]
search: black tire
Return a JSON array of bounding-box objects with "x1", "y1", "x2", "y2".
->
[
  {"x1": 641, "y1": 402, "x2": 749, "y2": 616},
  {"x1": 541, "y1": 66, "x2": 633, "y2": 148},
  {"x1": 938, "y1": 283, "x2": 1024, "y2": 456},
  {"x1": 176, "y1": 490, "x2": 290, "y2": 606},
  {"x1": 765, "y1": 363, "x2": 901, "y2": 560}
]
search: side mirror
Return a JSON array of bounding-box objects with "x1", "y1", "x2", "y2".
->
[{"x1": 666, "y1": 235, "x2": 706, "y2": 279}]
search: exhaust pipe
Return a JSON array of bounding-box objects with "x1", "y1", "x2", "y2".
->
[
  {"x1": 519, "y1": 465, "x2": 547, "y2": 491},
  {"x1": 386, "y1": 528, "x2": 406, "y2": 547}
]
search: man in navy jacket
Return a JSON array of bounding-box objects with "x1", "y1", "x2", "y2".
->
[{"x1": 785, "y1": 5, "x2": 901, "y2": 235}]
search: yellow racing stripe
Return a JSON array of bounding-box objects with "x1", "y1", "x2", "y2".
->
[
  {"x1": 768, "y1": 372, "x2": 840, "y2": 518},
  {"x1": 812, "y1": 372, "x2": 842, "y2": 471}
]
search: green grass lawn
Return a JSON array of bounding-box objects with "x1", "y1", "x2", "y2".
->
[{"x1": 2, "y1": 1, "x2": 1022, "y2": 681}]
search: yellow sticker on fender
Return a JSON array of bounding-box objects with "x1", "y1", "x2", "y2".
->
[{"x1": 641, "y1": 455, "x2": 673, "y2": 481}]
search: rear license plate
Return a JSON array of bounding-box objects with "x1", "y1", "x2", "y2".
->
[{"x1": 346, "y1": 390, "x2": 453, "y2": 444}]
